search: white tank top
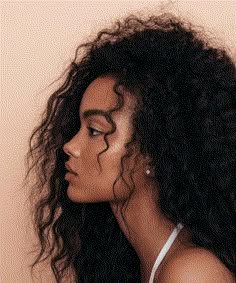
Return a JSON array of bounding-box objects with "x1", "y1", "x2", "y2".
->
[{"x1": 149, "y1": 223, "x2": 184, "y2": 283}]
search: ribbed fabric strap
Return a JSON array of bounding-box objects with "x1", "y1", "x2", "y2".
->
[{"x1": 149, "y1": 223, "x2": 184, "y2": 283}]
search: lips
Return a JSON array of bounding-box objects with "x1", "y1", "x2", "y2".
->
[{"x1": 65, "y1": 162, "x2": 78, "y2": 175}]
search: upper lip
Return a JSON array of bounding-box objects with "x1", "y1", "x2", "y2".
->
[{"x1": 65, "y1": 162, "x2": 78, "y2": 175}]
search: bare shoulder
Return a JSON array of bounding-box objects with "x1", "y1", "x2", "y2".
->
[{"x1": 157, "y1": 247, "x2": 235, "y2": 283}]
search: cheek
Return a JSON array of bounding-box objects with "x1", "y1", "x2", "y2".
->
[
  {"x1": 81, "y1": 146, "x2": 101, "y2": 175},
  {"x1": 80, "y1": 127, "x2": 131, "y2": 179},
  {"x1": 78, "y1": 140, "x2": 119, "y2": 179},
  {"x1": 101, "y1": 136, "x2": 128, "y2": 170}
]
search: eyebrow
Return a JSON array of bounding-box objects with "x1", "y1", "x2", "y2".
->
[{"x1": 82, "y1": 109, "x2": 109, "y2": 120}]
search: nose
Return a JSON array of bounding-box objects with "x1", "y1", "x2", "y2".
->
[{"x1": 63, "y1": 135, "x2": 81, "y2": 158}]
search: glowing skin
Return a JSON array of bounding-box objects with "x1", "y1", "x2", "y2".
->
[{"x1": 63, "y1": 75, "x2": 146, "y2": 203}]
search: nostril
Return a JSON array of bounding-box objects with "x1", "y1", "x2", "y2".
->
[
  {"x1": 74, "y1": 149, "x2": 81, "y2": 157},
  {"x1": 63, "y1": 142, "x2": 80, "y2": 158}
]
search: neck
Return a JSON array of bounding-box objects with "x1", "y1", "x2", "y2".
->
[{"x1": 110, "y1": 185, "x2": 182, "y2": 282}]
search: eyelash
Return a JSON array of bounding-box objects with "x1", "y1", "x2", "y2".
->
[{"x1": 87, "y1": 127, "x2": 103, "y2": 137}]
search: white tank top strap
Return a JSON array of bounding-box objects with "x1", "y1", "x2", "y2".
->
[{"x1": 149, "y1": 223, "x2": 184, "y2": 283}]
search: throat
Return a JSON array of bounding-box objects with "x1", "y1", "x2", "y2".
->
[{"x1": 110, "y1": 198, "x2": 183, "y2": 282}]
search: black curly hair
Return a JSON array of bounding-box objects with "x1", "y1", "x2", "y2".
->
[{"x1": 25, "y1": 13, "x2": 236, "y2": 282}]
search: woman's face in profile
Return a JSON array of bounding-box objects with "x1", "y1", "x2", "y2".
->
[{"x1": 63, "y1": 75, "x2": 143, "y2": 203}]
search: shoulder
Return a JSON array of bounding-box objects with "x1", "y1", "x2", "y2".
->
[{"x1": 157, "y1": 247, "x2": 235, "y2": 283}]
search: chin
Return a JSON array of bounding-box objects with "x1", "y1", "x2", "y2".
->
[{"x1": 66, "y1": 185, "x2": 114, "y2": 203}]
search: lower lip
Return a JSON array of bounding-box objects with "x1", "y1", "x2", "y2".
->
[{"x1": 65, "y1": 172, "x2": 78, "y2": 181}]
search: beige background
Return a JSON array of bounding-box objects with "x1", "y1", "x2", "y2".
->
[{"x1": 1, "y1": 1, "x2": 235, "y2": 282}]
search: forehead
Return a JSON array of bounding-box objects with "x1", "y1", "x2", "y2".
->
[{"x1": 79, "y1": 76, "x2": 136, "y2": 114}]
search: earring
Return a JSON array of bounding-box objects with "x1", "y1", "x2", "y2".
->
[{"x1": 146, "y1": 169, "x2": 151, "y2": 175}]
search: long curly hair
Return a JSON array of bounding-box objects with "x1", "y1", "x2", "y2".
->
[{"x1": 25, "y1": 13, "x2": 236, "y2": 282}]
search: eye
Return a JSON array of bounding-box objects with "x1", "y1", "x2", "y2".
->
[{"x1": 87, "y1": 127, "x2": 103, "y2": 137}]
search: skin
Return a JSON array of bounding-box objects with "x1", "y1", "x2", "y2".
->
[
  {"x1": 63, "y1": 74, "x2": 139, "y2": 203},
  {"x1": 63, "y1": 75, "x2": 234, "y2": 283}
]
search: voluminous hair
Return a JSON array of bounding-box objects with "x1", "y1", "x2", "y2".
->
[{"x1": 26, "y1": 13, "x2": 236, "y2": 282}]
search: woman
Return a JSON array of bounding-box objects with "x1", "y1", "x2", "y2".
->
[{"x1": 26, "y1": 13, "x2": 235, "y2": 282}]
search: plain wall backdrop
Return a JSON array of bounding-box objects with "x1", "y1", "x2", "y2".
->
[{"x1": 1, "y1": 1, "x2": 235, "y2": 282}]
